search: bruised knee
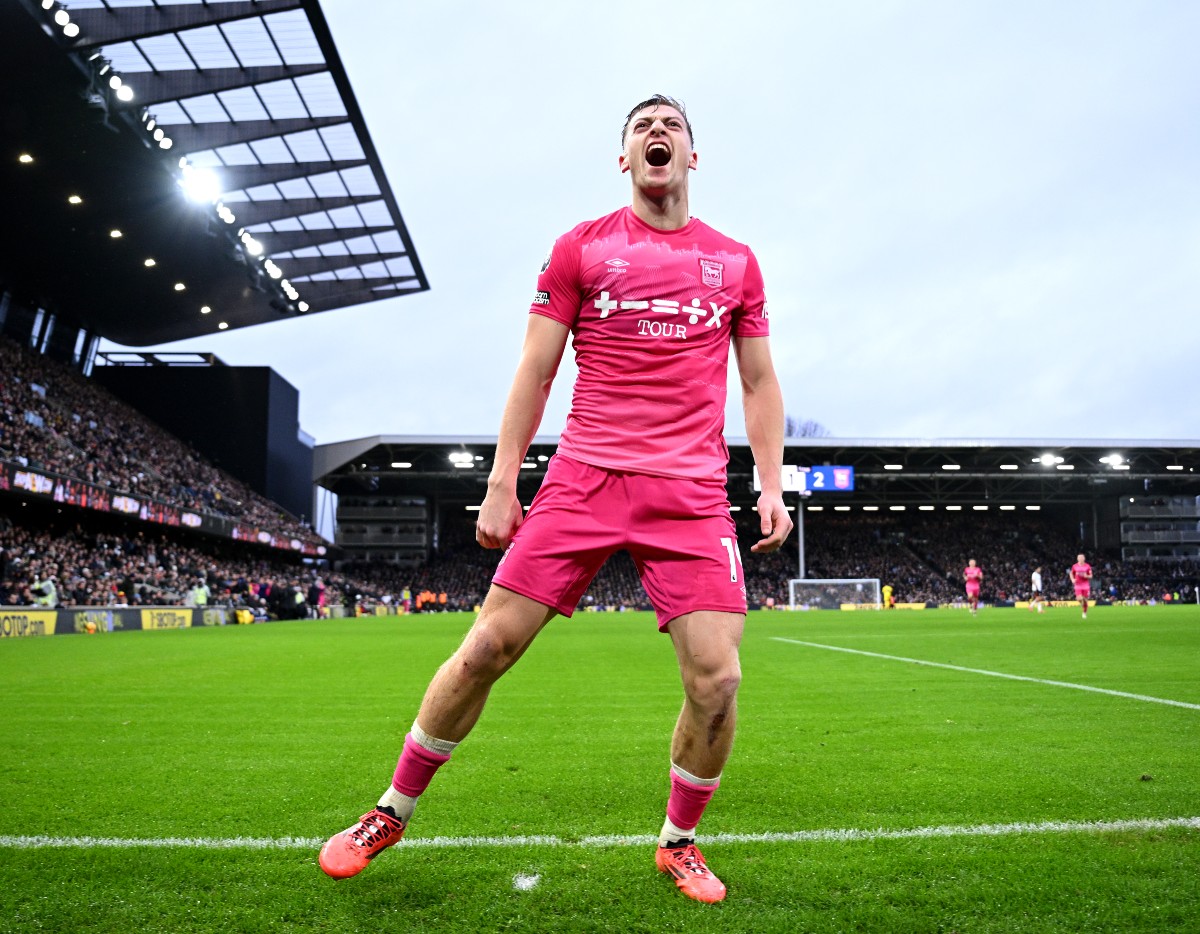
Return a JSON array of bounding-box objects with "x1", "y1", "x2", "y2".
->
[
  {"x1": 683, "y1": 663, "x2": 742, "y2": 711},
  {"x1": 452, "y1": 621, "x2": 522, "y2": 684}
]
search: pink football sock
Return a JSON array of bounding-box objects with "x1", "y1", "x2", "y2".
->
[
  {"x1": 391, "y1": 732, "x2": 452, "y2": 798},
  {"x1": 666, "y1": 768, "x2": 720, "y2": 831}
]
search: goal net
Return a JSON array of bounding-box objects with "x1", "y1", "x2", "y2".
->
[{"x1": 788, "y1": 578, "x2": 881, "y2": 610}]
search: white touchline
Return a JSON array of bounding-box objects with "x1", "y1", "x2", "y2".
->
[
  {"x1": 772, "y1": 638, "x2": 1200, "y2": 711},
  {"x1": 1, "y1": 818, "x2": 1197, "y2": 850}
]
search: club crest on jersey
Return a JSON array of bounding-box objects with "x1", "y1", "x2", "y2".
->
[
  {"x1": 540, "y1": 246, "x2": 553, "y2": 273},
  {"x1": 700, "y1": 259, "x2": 724, "y2": 288}
]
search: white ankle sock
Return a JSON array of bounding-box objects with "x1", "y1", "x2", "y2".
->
[
  {"x1": 659, "y1": 816, "x2": 697, "y2": 848},
  {"x1": 376, "y1": 786, "x2": 419, "y2": 824}
]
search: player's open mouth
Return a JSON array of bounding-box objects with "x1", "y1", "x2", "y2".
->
[{"x1": 646, "y1": 143, "x2": 671, "y2": 167}]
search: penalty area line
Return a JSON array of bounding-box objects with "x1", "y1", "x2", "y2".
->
[
  {"x1": 772, "y1": 637, "x2": 1200, "y2": 711},
  {"x1": 1, "y1": 817, "x2": 1197, "y2": 851}
]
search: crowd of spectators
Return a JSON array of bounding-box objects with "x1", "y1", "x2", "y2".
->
[
  {"x1": 2, "y1": 333, "x2": 1196, "y2": 615},
  {"x1": 0, "y1": 335, "x2": 319, "y2": 545},
  {"x1": 3, "y1": 502, "x2": 1198, "y2": 616}
]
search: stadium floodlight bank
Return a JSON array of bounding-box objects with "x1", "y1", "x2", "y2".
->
[{"x1": 788, "y1": 578, "x2": 882, "y2": 610}]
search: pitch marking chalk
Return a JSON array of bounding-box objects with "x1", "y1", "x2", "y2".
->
[
  {"x1": 1, "y1": 817, "x2": 1197, "y2": 851},
  {"x1": 772, "y1": 638, "x2": 1200, "y2": 711}
]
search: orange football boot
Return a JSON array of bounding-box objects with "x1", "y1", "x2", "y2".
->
[
  {"x1": 655, "y1": 842, "x2": 727, "y2": 903},
  {"x1": 319, "y1": 807, "x2": 406, "y2": 879}
]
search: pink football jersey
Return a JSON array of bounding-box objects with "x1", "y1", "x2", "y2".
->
[
  {"x1": 1071, "y1": 562, "x2": 1092, "y2": 584},
  {"x1": 964, "y1": 566, "x2": 983, "y2": 585},
  {"x1": 530, "y1": 206, "x2": 769, "y2": 481}
]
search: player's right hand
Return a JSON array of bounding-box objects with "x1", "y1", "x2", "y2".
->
[{"x1": 475, "y1": 489, "x2": 523, "y2": 549}]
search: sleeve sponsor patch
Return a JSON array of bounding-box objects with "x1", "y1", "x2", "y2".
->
[{"x1": 533, "y1": 290, "x2": 551, "y2": 305}]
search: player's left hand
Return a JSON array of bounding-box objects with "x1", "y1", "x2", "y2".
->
[{"x1": 751, "y1": 493, "x2": 793, "y2": 554}]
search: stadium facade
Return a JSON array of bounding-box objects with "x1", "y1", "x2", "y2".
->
[{"x1": 314, "y1": 435, "x2": 1200, "y2": 568}]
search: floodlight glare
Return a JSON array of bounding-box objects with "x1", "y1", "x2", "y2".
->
[
  {"x1": 144, "y1": 258, "x2": 155, "y2": 267},
  {"x1": 218, "y1": 322, "x2": 229, "y2": 330},
  {"x1": 173, "y1": 282, "x2": 186, "y2": 291},
  {"x1": 62, "y1": 22, "x2": 79, "y2": 38},
  {"x1": 153, "y1": 128, "x2": 164, "y2": 141},
  {"x1": 297, "y1": 302, "x2": 309, "y2": 312},
  {"x1": 19, "y1": 153, "x2": 34, "y2": 164},
  {"x1": 109, "y1": 75, "x2": 122, "y2": 90},
  {"x1": 159, "y1": 138, "x2": 173, "y2": 149},
  {"x1": 67, "y1": 195, "x2": 81, "y2": 204},
  {"x1": 54, "y1": 9, "x2": 69, "y2": 26},
  {"x1": 200, "y1": 306, "x2": 211, "y2": 314},
  {"x1": 116, "y1": 86, "x2": 134, "y2": 102},
  {"x1": 41, "y1": 0, "x2": 55, "y2": 9},
  {"x1": 109, "y1": 229, "x2": 122, "y2": 238},
  {"x1": 179, "y1": 166, "x2": 221, "y2": 203},
  {"x1": 146, "y1": 119, "x2": 155, "y2": 132},
  {"x1": 243, "y1": 237, "x2": 263, "y2": 257}
]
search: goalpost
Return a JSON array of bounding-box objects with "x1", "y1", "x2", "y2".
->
[{"x1": 788, "y1": 578, "x2": 882, "y2": 610}]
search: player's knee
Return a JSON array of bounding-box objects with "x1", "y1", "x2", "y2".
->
[
  {"x1": 685, "y1": 663, "x2": 741, "y2": 710},
  {"x1": 454, "y1": 622, "x2": 519, "y2": 683}
]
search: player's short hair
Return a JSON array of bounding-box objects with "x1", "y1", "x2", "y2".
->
[{"x1": 622, "y1": 94, "x2": 694, "y2": 149}]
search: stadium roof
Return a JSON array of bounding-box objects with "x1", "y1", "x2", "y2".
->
[
  {"x1": 315, "y1": 436, "x2": 1200, "y2": 511},
  {"x1": 0, "y1": 0, "x2": 427, "y2": 346}
]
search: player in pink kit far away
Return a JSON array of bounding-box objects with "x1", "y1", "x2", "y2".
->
[
  {"x1": 318, "y1": 95, "x2": 793, "y2": 904},
  {"x1": 1070, "y1": 553, "x2": 1093, "y2": 618},
  {"x1": 963, "y1": 559, "x2": 983, "y2": 616}
]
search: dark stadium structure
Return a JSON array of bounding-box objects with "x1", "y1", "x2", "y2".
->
[
  {"x1": 314, "y1": 436, "x2": 1200, "y2": 567},
  {"x1": 1, "y1": 0, "x2": 427, "y2": 527},
  {"x1": 1, "y1": 0, "x2": 427, "y2": 357}
]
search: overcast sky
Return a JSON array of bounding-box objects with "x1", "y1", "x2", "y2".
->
[{"x1": 104, "y1": 0, "x2": 1200, "y2": 446}]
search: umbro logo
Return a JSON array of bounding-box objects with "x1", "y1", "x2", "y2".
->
[{"x1": 605, "y1": 258, "x2": 630, "y2": 267}]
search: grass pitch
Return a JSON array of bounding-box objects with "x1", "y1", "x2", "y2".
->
[{"x1": 1, "y1": 605, "x2": 1198, "y2": 932}]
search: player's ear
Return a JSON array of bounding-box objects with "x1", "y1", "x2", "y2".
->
[
  {"x1": 689, "y1": 149, "x2": 698, "y2": 171},
  {"x1": 619, "y1": 152, "x2": 630, "y2": 174}
]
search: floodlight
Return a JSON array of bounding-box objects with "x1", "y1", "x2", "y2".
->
[
  {"x1": 1099, "y1": 453, "x2": 1124, "y2": 466},
  {"x1": 98, "y1": 64, "x2": 110, "y2": 76},
  {"x1": 1000, "y1": 464, "x2": 1018, "y2": 470},
  {"x1": 109, "y1": 229, "x2": 122, "y2": 238},
  {"x1": 18, "y1": 154, "x2": 33, "y2": 164},
  {"x1": 143, "y1": 258, "x2": 155, "y2": 267},
  {"x1": 941, "y1": 464, "x2": 960, "y2": 471},
  {"x1": 179, "y1": 166, "x2": 221, "y2": 203},
  {"x1": 115, "y1": 86, "x2": 134, "y2": 102},
  {"x1": 159, "y1": 137, "x2": 173, "y2": 150},
  {"x1": 297, "y1": 302, "x2": 309, "y2": 312},
  {"x1": 218, "y1": 322, "x2": 229, "y2": 330},
  {"x1": 200, "y1": 306, "x2": 211, "y2": 314},
  {"x1": 62, "y1": 22, "x2": 79, "y2": 38},
  {"x1": 173, "y1": 282, "x2": 186, "y2": 291},
  {"x1": 54, "y1": 9, "x2": 69, "y2": 26},
  {"x1": 67, "y1": 195, "x2": 81, "y2": 204},
  {"x1": 41, "y1": 0, "x2": 55, "y2": 9},
  {"x1": 153, "y1": 128, "x2": 164, "y2": 141},
  {"x1": 243, "y1": 237, "x2": 263, "y2": 257},
  {"x1": 390, "y1": 462, "x2": 412, "y2": 469},
  {"x1": 146, "y1": 119, "x2": 156, "y2": 132},
  {"x1": 108, "y1": 75, "x2": 122, "y2": 90}
]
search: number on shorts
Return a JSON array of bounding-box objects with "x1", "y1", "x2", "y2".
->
[{"x1": 719, "y1": 536, "x2": 743, "y2": 583}]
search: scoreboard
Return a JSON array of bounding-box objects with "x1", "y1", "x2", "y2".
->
[{"x1": 754, "y1": 465, "x2": 855, "y2": 494}]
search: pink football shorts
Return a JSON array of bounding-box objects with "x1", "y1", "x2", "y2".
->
[
  {"x1": 1074, "y1": 585, "x2": 1090, "y2": 597},
  {"x1": 492, "y1": 455, "x2": 748, "y2": 630},
  {"x1": 965, "y1": 584, "x2": 981, "y2": 595}
]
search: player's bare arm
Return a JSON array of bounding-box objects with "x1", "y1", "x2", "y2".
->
[
  {"x1": 734, "y1": 334, "x2": 792, "y2": 553},
  {"x1": 476, "y1": 314, "x2": 569, "y2": 549}
]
